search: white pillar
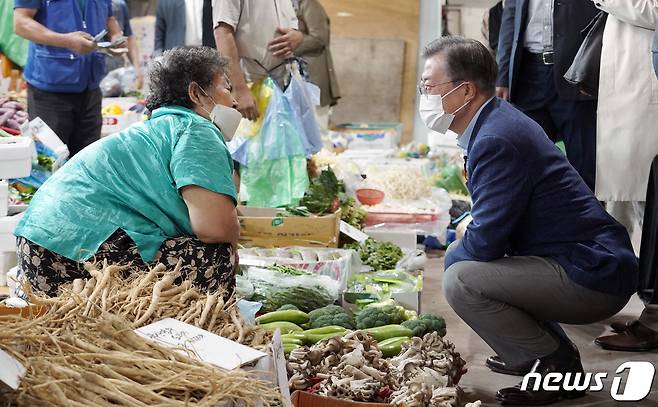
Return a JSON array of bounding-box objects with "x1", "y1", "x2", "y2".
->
[{"x1": 413, "y1": 0, "x2": 443, "y2": 143}]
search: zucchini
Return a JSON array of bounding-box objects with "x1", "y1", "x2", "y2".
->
[
  {"x1": 303, "y1": 326, "x2": 348, "y2": 335},
  {"x1": 256, "y1": 310, "x2": 309, "y2": 325},
  {"x1": 281, "y1": 332, "x2": 306, "y2": 341},
  {"x1": 363, "y1": 324, "x2": 413, "y2": 342},
  {"x1": 303, "y1": 330, "x2": 347, "y2": 345},
  {"x1": 258, "y1": 321, "x2": 303, "y2": 334},
  {"x1": 378, "y1": 336, "x2": 412, "y2": 357},
  {"x1": 284, "y1": 343, "x2": 300, "y2": 355},
  {"x1": 281, "y1": 337, "x2": 303, "y2": 346}
]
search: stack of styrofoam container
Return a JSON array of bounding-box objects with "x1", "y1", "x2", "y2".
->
[{"x1": 0, "y1": 136, "x2": 34, "y2": 286}]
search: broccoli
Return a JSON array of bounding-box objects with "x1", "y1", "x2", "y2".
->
[
  {"x1": 401, "y1": 314, "x2": 446, "y2": 337},
  {"x1": 356, "y1": 307, "x2": 393, "y2": 329},
  {"x1": 308, "y1": 305, "x2": 356, "y2": 329},
  {"x1": 401, "y1": 319, "x2": 429, "y2": 337},
  {"x1": 278, "y1": 304, "x2": 300, "y2": 311},
  {"x1": 364, "y1": 300, "x2": 407, "y2": 324}
]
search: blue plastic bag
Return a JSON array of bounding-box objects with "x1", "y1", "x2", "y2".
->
[{"x1": 284, "y1": 69, "x2": 322, "y2": 156}]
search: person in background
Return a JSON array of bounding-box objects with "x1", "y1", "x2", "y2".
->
[
  {"x1": 213, "y1": 0, "x2": 301, "y2": 120},
  {"x1": 496, "y1": 0, "x2": 598, "y2": 192},
  {"x1": 106, "y1": 0, "x2": 143, "y2": 89},
  {"x1": 419, "y1": 36, "x2": 637, "y2": 405},
  {"x1": 287, "y1": 0, "x2": 341, "y2": 127},
  {"x1": 154, "y1": 0, "x2": 215, "y2": 55},
  {"x1": 482, "y1": 1, "x2": 503, "y2": 57},
  {"x1": 14, "y1": 0, "x2": 124, "y2": 156},
  {"x1": 589, "y1": 0, "x2": 658, "y2": 248},
  {"x1": 15, "y1": 47, "x2": 242, "y2": 298},
  {"x1": 592, "y1": 1, "x2": 658, "y2": 353}
]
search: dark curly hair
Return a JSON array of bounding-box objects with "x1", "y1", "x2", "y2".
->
[{"x1": 146, "y1": 46, "x2": 230, "y2": 112}]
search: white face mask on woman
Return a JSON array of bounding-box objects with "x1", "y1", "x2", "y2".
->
[
  {"x1": 418, "y1": 82, "x2": 470, "y2": 134},
  {"x1": 199, "y1": 87, "x2": 242, "y2": 142}
]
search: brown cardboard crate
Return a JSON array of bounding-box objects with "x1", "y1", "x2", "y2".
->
[
  {"x1": 238, "y1": 206, "x2": 340, "y2": 248},
  {"x1": 291, "y1": 391, "x2": 392, "y2": 407},
  {"x1": 0, "y1": 304, "x2": 48, "y2": 318}
]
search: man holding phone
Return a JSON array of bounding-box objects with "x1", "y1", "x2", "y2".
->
[{"x1": 14, "y1": 0, "x2": 124, "y2": 156}]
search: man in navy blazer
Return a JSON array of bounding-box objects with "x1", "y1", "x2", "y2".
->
[
  {"x1": 419, "y1": 37, "x2": 638, "y2": 405},
  {"x1": 496, "y1": 0, "x2": 598, "y2": 192}
]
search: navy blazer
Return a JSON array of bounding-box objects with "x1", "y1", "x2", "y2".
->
[
  {"x1": 445, "y1": 99, "x2": 638, "y2": 297},
  {"x1": 154, "y1": 0, "x2": 186, "y2": 54},
  {"x1": 496, "y1": 0, "x2": 598, "y2": 101}
]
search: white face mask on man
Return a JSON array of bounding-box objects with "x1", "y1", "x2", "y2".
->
[
  {"x1": 199, "y1": 86, "x2": 242, "y2": 142},
  {"x1": 418, "y1": 82, "x2": 470, "y2": 134}
]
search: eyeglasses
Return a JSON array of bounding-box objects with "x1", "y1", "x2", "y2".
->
[{"x1": 418, "y1": 79, "x2": 463, "y2": 96}]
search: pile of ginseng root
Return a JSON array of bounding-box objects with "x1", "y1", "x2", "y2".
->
[{"x1": 0, "y1": 260, "x2": 280, "y2": 406}]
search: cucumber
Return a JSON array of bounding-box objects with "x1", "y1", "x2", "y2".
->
[
  {"x1": 363, "y1": 325, "x2": 413, "y2": 342},
  {"x1": 303, "y1": 326, "x2": 348, "y2": 335},
  {"x1": 258, "y1": 321, "x2": 303, "y2": 334},
  {"x1": 378, "y1": 336, "x2": 412, "y2": 357},
  {"x1": 256, "y1": 310, "x2": 309, "y2": 325}
]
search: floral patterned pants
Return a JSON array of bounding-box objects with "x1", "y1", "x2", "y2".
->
[{"x1": 16, "y1": 229, "x2": 236, "y2": 297}]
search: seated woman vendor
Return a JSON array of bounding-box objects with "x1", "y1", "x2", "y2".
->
[{"x1": 14, "y1": 47, "x2": 244, "y2": 297}]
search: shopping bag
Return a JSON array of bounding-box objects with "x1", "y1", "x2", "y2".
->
[
  {"x1": 284, "y1": 66, "x2": 322, "y2": 156},
  {"x1": 564, "y1": 12, "x2": 607, "y2": 98}
]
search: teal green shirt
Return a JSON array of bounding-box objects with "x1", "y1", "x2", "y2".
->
[{"x1": 15, "y1": 106, "x2": 237, "y2": 262}]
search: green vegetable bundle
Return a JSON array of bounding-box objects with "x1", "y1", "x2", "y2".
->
[
  {"x1": 347, "y1": 238, "x2": 404, "y2": 271},
  {"x1": 252, "y1": 285, "x2": 335, "y2": 313}
]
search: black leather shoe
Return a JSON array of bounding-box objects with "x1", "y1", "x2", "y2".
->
[
  {"x1": 486, "y1": 355, "x2": 535, "y2": 376},
  {"x1": 496, "y1": 342, "x2": 586, "y2": 405},
  {"x1": 610, "y1": 319, "x2": 634, "y2": 333},
  {"x1": 596, "y1": 320, "x2": 658, "y2": 352}
]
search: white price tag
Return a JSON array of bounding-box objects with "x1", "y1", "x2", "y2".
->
[
  {"x1": 340, "y1": 221, "x2": 369, "y2": 243},
  {"x1": 136, "y1": 318, "x2": 267, "y2": 370},
  {"x1": 271, "y1": 330, "x2": 293, "y2": 407},
  {"x1": 0, "y1": 349, "x2": 26, "y2": 390}
]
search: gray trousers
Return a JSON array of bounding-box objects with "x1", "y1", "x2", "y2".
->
[{"x1": 443, "y1": 247, "x2": 631, "y2": 365}]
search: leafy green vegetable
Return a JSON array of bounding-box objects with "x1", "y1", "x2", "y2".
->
[
  {"x1": 278, "y1": 304, "x2": 300, "y2": 311},
  {"x1": 347, "y1": 238, "x2": 404, "y2": 271},
  {"x1": 340, "y1": 197, "x2": 367, "y2": 229},
  {"x1": 301, "y1": 168, "x2": 342, "y2": 214},
  {"x1": 268, "y1": 265, "x2": 309, "y2": 276},
  {"x1": 308, "y1": 305, "x2": 355, "y2": 329},
  {"x1": 252, "y1": 280, "x2": 335, "y2": 313},
  {"x1": 37, "y1": 154, "x2": 54, "y2": 172}
]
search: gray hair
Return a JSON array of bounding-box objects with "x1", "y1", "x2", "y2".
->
[
  {"x1": 423, "y1": 36, "x2": 497, "y2": 96},
  {"x1": 146, "y1": 46, "x2": 230, "y2": 112}
]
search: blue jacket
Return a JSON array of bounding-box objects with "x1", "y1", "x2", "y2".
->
[
  {"x1": 154, "y1": 0, "x2": 186, "y2": 54},
  {"x1": 15, "y1": 0, "x2": 112, "y2": 93},
  {"x1": 496, "y1": 0, "x2": 598, "y2": 101},
  {"x1": 445, "y1": 99, "x2": 638, "y2": 298}
]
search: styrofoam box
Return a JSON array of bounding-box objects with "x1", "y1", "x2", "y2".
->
[
  {"x1": 0, "y1": 136, "x2": 34, "y2": 179},
  {"x1": 0, "y1": 213, "x2": 23, "y2": 252},
  {"x1": 101, "y1": 97, "x2": 141, "y2": 137}
]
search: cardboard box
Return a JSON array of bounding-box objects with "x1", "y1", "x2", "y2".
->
[
  {"x1": 0, "y1": 304, "x2": 48, "y2": 318},
  {"x1": 291, "y1": 391, "x2": 391, "y2": 407},
  {"x1": 238, "y1": 206, "x2": 340, "y2": 248},
  {"x1": 331, "y1": 123, "x2": 402, "y2": 151}
]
